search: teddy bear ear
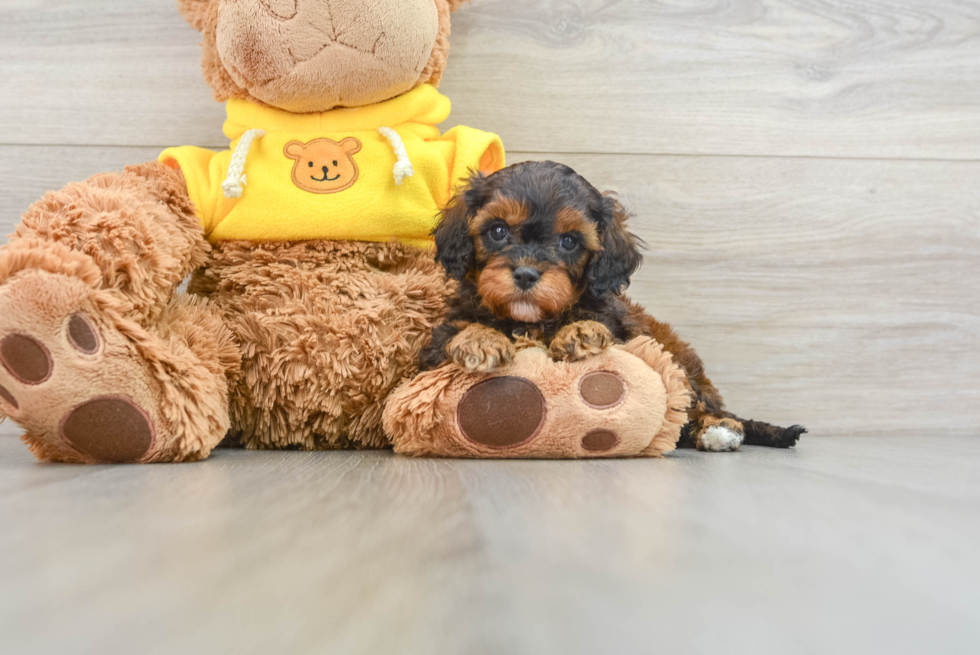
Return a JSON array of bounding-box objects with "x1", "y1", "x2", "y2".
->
[
  {"x1": 340, "y1": 138, "x2": 362, "y2": 155},
  {"x1": 176, "y1": 0, "x2": 212, "y2": 32},
  {"x1": 284, "y1": 141, "x2": 305, "y2": 160}
]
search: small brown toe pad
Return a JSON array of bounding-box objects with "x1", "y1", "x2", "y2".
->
[
  {"x1": 582, "y1": 430, "x2": 620, "y2": 452},
  {"x1": 1, "y1": 334, "x2": 53, "y2": 385},
  {"x1": 67, "y1": 313, "x2": 100, "y2": 354},
  {"x1": 579, "y1": 371, "x2": 626, "y2": 409}
]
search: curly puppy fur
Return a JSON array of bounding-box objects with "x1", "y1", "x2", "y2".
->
[{"x1": 420, "y1": 161, "x2": 805, "y2": 449}]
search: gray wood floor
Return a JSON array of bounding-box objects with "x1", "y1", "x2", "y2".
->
[{"x1": 1, "y1": 436, "x2": 978, "y2": 655}]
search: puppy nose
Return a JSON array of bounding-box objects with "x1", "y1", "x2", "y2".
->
[{"x1": 512, "y1": 267, "x2": 541, "y2": 291}]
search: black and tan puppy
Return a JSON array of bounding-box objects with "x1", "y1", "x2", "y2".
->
[{"x1": 420, "y1": 161, "x2": 804, "y2": 451}]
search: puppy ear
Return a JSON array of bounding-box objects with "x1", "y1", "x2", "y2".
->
[
  {"x1": 586, "y1": 194, "x2": 644, "y2": 297},
  {"x1": 433, "y1": 172, "x2": 492, "y2": 281}
]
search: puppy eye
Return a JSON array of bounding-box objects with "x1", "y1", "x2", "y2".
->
[
  {"x1": 489, "y1": 224, "x2": 509, "y2": 242},
  {"x1": 558, "y1": 235, "x2": 578, "y2": 251}
]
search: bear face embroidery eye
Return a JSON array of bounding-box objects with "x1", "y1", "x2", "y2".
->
[
  {"x1": 488, "y1": 223, "x2": 509, "y2": 242},
  {"x1": 558, "y1": 234, "x2": 579, "y2": 252},
  {"x1": 308, "y1": 161, "x2": 314, "y2": 167},
  {"x1": 333, "y1": 160, "x2": 338, "y2": 167}
]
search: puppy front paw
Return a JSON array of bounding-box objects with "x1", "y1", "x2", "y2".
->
[
  {"x1": 448, "y1": 324, "x2": 516, "y2": 373},
  {"x1": 549, "y1": 321, "x2": 615, "y2": 362}
]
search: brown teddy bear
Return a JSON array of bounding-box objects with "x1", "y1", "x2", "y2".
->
[{"x1": 0, "y1": 0, "x2": 504, "y2": 463}]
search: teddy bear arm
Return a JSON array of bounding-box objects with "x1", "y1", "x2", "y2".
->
[{"x1": 5, "y1": 161, "x2": 209, "y2": 324}]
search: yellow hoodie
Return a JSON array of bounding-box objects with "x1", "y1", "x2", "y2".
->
[{"x1": 160, "y1": 84, "x2": 504, "y2": 247}]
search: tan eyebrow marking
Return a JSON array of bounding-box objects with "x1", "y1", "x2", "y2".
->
[
  {"x1": 555, "y1": 207, "x2": 601, "y2": 251},
  {"x1": 470, "y1": 194, "x2": 529, "y2": 237}
]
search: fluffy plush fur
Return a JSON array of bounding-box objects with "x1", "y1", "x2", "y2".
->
[
  {"x1": 420, "y1": 161, "x2": 806, "y2": 450},
  {"x1": 189, "y1": 238, "x2": 451, "y2": 450}
]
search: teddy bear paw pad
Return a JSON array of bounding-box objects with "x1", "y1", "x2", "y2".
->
[
  {"x1": 60, "y1": 396, "x2": 154, "y2": 463},
  {"x1": 0, "y1": 271, "x2": 162, "y2": 463},
  {"x1": 581, "y1": 429, "x2": 621, "y2": 453},
  {"x1": 67, "y1": 313, "x2": 100, "y2": 354},
  {"x1": 1, "y1": 333, "x2": 53, "y2": 384},
  {"x1": 457, "y1": 376, "x2": 546, "y2": 449},
  {"x1": 579, "y1": 371, "x2": 626, "y2": 409}
]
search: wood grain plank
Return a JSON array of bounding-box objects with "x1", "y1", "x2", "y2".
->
[
  {"x1": 1, "y1": 146, "x2": 977, "y2": 438},
  {"x1": 445, "y1": 0, "x2": 980, "y2": 159},
  {"x1": 1, "y1": 0, "x2": 979, "y2": 159},
  {"x1": 1, "y1": 437, "x2": 979, "y2": 653}
]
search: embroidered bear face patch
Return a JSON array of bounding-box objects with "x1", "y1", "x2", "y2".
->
[{"x1": 284, "y1": 138, "x2": 362, "y2": 194}]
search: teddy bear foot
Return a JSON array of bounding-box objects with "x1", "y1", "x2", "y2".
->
[
  {"x1": 384, "y1": 337, "x2": 692, "y2": 459},
  {"x1": 0, "y1": 271, "x2": 223, "y2": 463}
]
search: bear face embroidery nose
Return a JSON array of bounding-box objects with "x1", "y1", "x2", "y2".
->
[{"x1": 310, "y1": 166, "x2": 341, "y2": 183}]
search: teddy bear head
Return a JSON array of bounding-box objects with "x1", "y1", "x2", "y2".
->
[{"x1": 177, "y1": 0, "x2": 468, "y2": 113}]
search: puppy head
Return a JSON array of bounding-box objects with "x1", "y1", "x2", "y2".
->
[{"x1": 433, "y1": 161, "x2": 644, "y2": 323}]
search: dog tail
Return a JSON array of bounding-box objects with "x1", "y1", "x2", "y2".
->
[{"x1": 727, "y1": 414, "x2": 807, "y2": 448}]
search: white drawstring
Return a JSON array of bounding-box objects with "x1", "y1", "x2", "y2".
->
[
  {"x1": 378, "y1": 126, "x2": 414, "y2": 185},
  {"x1": 222, "y1": 129, "x2": 266, "y2": 198}
]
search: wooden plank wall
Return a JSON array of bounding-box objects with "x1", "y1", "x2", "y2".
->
[{"x1": 1, "y1": 0, "x2": 978, "y2": 438}]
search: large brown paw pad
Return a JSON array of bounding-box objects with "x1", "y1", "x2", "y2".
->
[
  {"x1": 60, "y1": 396, "x2": 154, "y2": 463},
  {"x1": 458, "y1": 377, "x2": 546, "y2": 449}
]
